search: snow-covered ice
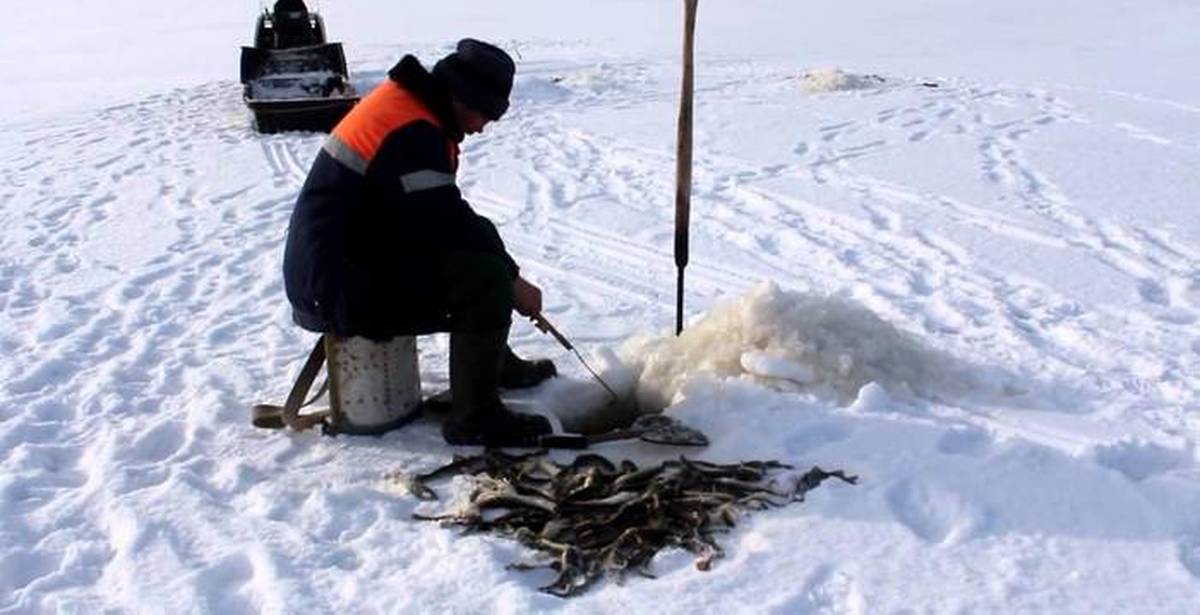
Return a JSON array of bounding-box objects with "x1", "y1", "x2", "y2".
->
[{"x1": 3, "y1": 0, "x2": 1200, "y2": 612}]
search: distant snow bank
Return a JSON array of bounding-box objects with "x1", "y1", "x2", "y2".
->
[
  {"x1": 799, "y1": 68, "x2": 886, "y2": 93},
  {"x1": 620, "y1": 282, "x2": 974, "y2": 410}
]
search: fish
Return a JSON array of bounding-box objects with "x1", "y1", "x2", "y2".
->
[{"x1": 405, "y1": 452, "x2": 857, "y2": 597}]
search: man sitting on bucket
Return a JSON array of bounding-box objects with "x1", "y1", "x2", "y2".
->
[{"x1": 283, "y1": 39, "x2": 556, "y2": 447}]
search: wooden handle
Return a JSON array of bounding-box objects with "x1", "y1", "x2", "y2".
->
[
  {"x1": 675, "y1": 0, "x2": 699, "y2": 335},
  {"x1": 531, "y1": 314, "x2": 574, "y2": 351}
]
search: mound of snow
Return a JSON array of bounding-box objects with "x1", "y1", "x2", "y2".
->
[
  {"x1": 552, "y1": 62, "x2": 645, "y2": 96},
  {"x1": 620, "y1": 282, "x2": 970, "y2": 410},
  {"x1": 800, "y1": 68, "x2": 886, "y2": 93},
  {"x1": 511, "y1": 75, "x2": 573, "y2": 105}
]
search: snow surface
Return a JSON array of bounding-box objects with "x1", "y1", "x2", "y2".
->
[{"x1": 3, "y1": 0, "x2": 1200, "y2": 612}]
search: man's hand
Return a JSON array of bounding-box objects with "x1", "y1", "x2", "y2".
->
[{"x1": 513, "y1": 276, "x2": 543, "y2": 317}]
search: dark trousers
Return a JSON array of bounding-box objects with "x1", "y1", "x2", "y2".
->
[{"x1": 433, "y1": 251, "x2": 514, "y2": 333}]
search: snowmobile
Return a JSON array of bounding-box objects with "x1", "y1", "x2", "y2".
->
[{"x1": 239, "y1": 0, "x2": 359, "y2": 133}]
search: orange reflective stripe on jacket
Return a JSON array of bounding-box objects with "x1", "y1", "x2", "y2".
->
[{"x1": 323, "y1": 80, "x2": 459, "y2": 175}]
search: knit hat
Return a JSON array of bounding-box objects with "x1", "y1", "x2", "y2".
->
[{"x1": 432, "y1": 39, "x2": 515, "y2": 120}]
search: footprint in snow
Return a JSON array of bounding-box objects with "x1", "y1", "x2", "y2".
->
[
  {"x1": 1154, "y1": 308, "x2": 1197, "y2": 326},
  {"x1": 30, "y1": 399, "x2": 76, "y2": 422},
  {"x1": 0, "y1": 549, "x2": 59, "y2": 599},
  {"x1": 886, "y1": 479, "x2": 978, "y2": 545},
  {"x1": 937, "y1": 427, "x2": 995, "y2": 457},
  {"x1": 123, "y1": 421, "x2": 188, "y2": 464},
  {"x1": 1138, "y1": 278, "x2": 1170, "y2": 306},
  {"x1": 1091, "y1": 440, "x2": 1192, "y2": 482},
  {"x1": 8, "y1": 357, "x2": 77, "y2": 394},
  {"x1": 767, "y1": 564, "x2": 865, "y2": 615},
  {"x1": 194, "y1": 553, "x2": 258, "y2": 615}
]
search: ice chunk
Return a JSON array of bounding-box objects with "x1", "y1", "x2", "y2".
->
[{"x1": 740, "y1": 351, "x2": 816, "y2": 384}]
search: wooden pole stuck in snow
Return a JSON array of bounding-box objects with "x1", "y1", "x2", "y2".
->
[{"x1": 674, "y1": 0, "x2": 699, "y2": 336}]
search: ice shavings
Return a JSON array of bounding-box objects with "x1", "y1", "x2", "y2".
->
[{"x1": 621, "y1": 282, "x2": 970, "y2": 410}]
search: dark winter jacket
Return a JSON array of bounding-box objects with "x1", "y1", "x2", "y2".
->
[{"x1": 283, "y1": 55, "x2": 519, "y2": 340}]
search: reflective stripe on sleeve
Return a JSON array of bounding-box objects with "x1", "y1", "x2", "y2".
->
[
  {"x1": 399, "y1": 170, "x2": 455, "y2": 193},
  {"x1": 322, "y1": 135, "x2": 368, "y2": 175}
]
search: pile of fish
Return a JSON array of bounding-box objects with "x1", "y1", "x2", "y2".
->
[{"x1": 392, "y1": 450, "x2": 856, "y2": 597}]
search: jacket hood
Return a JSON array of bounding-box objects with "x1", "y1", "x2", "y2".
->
[{"x1": 388, "y1": 55, "x2": 464, "y2": 143}]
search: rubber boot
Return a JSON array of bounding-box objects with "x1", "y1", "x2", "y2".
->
[
  {"x1": 442, "y1": 327, "x2": 552, "y2": 447},
  {"x1": 500, "y1": 346, "x2": 557, "y2": 389},
  {"x1": 425, "y1": 345, "x2": 554, "y2": 412}
]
